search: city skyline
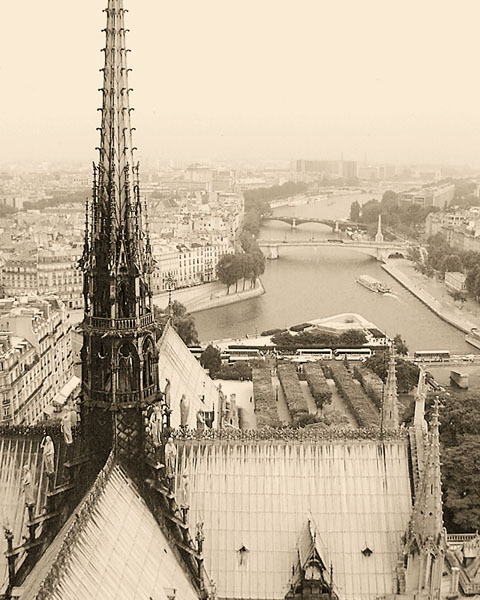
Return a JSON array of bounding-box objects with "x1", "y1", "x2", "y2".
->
[{"x1": 2, "y1": 0, "x2": 480, "y2": 166}]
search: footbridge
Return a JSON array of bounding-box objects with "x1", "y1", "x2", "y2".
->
[
  {"x1": 258, "y1": 239, "x2": 410, "y2": 262},
  {"x1": 262, "y1": 216, "x2": 368, "y2": 232}
]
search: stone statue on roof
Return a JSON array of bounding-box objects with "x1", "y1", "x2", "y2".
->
[
  {"x1": 178, "y1": 469, "x2": 190, "y2": 523},
  {"x1": 41, "y1": 435, "x2": 55, "y2": 489},
  {"x1": 61, "y1": 410, "x2": 73, "y2": 446},
  {"x1": 22, "y1": 465, "x2": 35, "y2": 508},
  {"x1": 149, "y1": 403, "x2": 163, "y2": 447},
  {"x1": 180, "y1": 393, "x2": 190, "y2": 427},
  {"x1": 196, "y1": 409, "x2": 205, "y2": 432},
  {"x1": 164, "y1": 378, "x2": 171, "y2": 410},
  {"x1": 165, "y1": 436, "x2": 177, "y2": 482}
]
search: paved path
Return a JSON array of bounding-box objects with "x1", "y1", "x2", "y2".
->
[{"x1": 383, "y1": 260, "x2": 480, "y2": 335}]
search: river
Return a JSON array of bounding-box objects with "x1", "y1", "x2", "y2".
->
[{"x1": 194, "y1": 192, "x2": 475, "y2": 353}]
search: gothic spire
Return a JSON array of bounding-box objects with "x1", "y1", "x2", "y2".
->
[
  {"x1": 411, "y1": 397, "x2": 443, "y2": 543},
  {"x1": 80, "y1": 0, "x2": 159, "y2": 466},
  {"x1": 81, "y1": 0, "x2": 153, "y2": 320},
  {"x1": 382, "y1": 346, "x2": 399, "y2": 430}
]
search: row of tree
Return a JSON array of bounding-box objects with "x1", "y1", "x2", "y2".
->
[
  {"x1": 216, "y1": 233, "x2": 266, "y2": 294},
  {"x1": 350, "y1": 190, "x2": 436, "y2": 240},
  {"x1": 418, "y1": 233, "x2": 480, "y2": 299}
]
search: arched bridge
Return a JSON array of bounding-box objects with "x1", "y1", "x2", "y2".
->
[
  {"x1": 257, "y1": 239, "x2": 410, "y2": 262},
  {"x1": 262, "y1": 216, "x2": 368, "y2": 232}
]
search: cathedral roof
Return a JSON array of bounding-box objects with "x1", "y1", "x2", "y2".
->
[
  {"x1": 16, "y1": 456, "x2": 200, "y2": 600},
  {"x1": 178, "y1": 437, "x2": 413, "y2": 600},
  {"x1": 157, "y1": 322, "x2": 217, "y2": 428}
]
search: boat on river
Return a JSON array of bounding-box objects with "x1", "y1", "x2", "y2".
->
[
  {"x1": 465, "y1": 328, "x2": 480, "y2": 349},
  {"x1": 355, "y1": 274, "x2": 391, "y2": 294}
]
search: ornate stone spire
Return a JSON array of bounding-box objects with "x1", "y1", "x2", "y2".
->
[
  {"x1": 81, "y1": 0, "x2": 154, "y2": 320},
  {"x1": 382, "y1": 346, "x2": 399, "y2": 431},
  {"x1": 414, "y1": 367, "x2": 427, "y2": 431},
  {"x1": 80, "y1": 0, "x2": 159, "y2": 467},
  {"x1": 410, "y1": 397, "x2": 444, "y2": 543}
]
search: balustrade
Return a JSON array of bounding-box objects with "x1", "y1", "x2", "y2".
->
[{"x1": 85, "y1": 313, "x2": 154, "y2": 331}]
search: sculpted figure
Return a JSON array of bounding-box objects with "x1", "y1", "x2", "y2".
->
[
  {"x1": 180, "y1": 393, "x2": 190, "y2": 427},
  {"x1": 149, "y1": 403, "x2": 163, "y2": 447},
  {"x1": 196, "y1": 409, "x2": 205, "y2": 432},
  {"x1": 61, "y1": 410, "x2": 73, "y2": 446},
  {"x1": 41, "y1": 436, "x2": 55, "y2": 476},
  {"x1": 164, "y1": 437, "x2": 177, "y2": 480},
  {"x1": 164, "y1": 378, "x2": 171, "y2": 410},
  {"x1": 23, "y1": 465, "x2": 35, "y2": 507}
]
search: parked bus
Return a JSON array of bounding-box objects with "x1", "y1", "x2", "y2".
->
[
  {"x1": 295, "y1": 348, "x2": 333, "y2": 360},
  {"x1": 413, "y1": 350, "x2": 450, "y2": 363},
  {"x1": 334, "y1": 348, "x2": 372, "y2": 361},
  {"x1": 227, "y1": 348, "x2": 262, "y2": 363},
  {"x1": 188, "y1": 346, "x2": 203, "y2": 360}
]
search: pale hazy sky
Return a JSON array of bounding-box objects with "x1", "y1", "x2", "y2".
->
[{"x1": 2, "y1": 0, "x2": 480, "y2": 165}]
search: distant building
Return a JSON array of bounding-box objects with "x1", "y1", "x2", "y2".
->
[
  {"x1": 445, "y1": 272, "x2": 467, "y2": 295},
  {"x1": 400, "y1": 183, "x2": 455, "y2": 209},
  {"x1": 152, "y1": 236, "x2": 234, "y2": 292},
  {"x1": 1, "y1": 248, "x2": 83, "y2": 308},
  {"x1": 0, "y1": 296, "x2": 75, "y2": 424}
]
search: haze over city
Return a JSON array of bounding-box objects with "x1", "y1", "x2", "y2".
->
[{"x1": 3, "y1": 0, "x2": 480, "y2": 165}]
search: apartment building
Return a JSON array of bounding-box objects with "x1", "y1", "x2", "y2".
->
[
  {"x1": 151, "y1": 237, "x2": 234, "y2": 293},
  {"x1": 2, "y1": 247, "x2": 83, "y2": 308},
  {"x1": 0, "y1": 296, "x2": 75, "y2": 424}
]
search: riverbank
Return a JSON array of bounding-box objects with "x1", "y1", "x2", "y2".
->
[
  {"x1": 152, "y1": 278, "x2": 265, "y2": 314},
  {"x1": 382, "y1": 260, "x2": 480, "y2": 336}
]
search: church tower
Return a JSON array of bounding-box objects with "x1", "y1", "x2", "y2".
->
[{"x1": 79, "y1": 0, "x2": 159, "y2": 466}]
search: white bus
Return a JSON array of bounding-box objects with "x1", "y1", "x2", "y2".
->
[
  {"x1": 295, "y1": 348, "x2": 333, "y2": 360},
  {"x1": 227, "y1": 348, "x2": 261, "y2": 363},
  {"x1": 334, "y1": 348, "x2": 372, "y2": 361},
  {"x1": 413, "y1": 350, "x2": 450, "y2": 363}
]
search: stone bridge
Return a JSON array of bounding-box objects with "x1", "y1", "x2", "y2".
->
[
  {"x1": 262, "y1": 216, "x2": 368, "y2": 232},
  {"x1": 257, "y1": 239, "x2": 410, "y2": 262}
]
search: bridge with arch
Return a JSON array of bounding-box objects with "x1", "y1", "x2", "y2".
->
[
  {"x1": 262, "y1": 216, "x2": 368, "y2": 232},
  {"x1": 258, "y1": 238, "x2": 411, "y2": 262}
]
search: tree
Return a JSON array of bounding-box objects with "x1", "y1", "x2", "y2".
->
[
  {"x1": 241, "y1": 252, "x2": 255, "y2": 290},
  {"x1": 338, "y1": 329, "x2": 367, "y2": 346},
  {"x1": 393, "y1": 334, "x2": 408, "y2": 356},
  {"x1": 217, "y1": 253, "x2": 241, "y2": 294},
  {"x1": 364, "y1": 350, "x2": 419, "y2": 394},
  {"x1": 250, "y1": 250, "x2": 265, "y2": 288},
  {"x1": 465, "y1": 265, "x2": 480, "y2": 301},
  {"x1": 442, "y1": 435, "x2": 480, "y2": 532},
  {"x1": 153, "y1": 301, "x2": 199, "y2": 346},
  {"x1": 200, "y1": 344, "x2": 222, "y2": 375},
  {"x1": 381, "y1": 190, "x2": 398, "y2": 206},
  {"x1": 440, "y1": 254, "x2": 462, "y2": 276},
  {"x1": 350, "y1": 201, "x2": 361, "y2": 222}
]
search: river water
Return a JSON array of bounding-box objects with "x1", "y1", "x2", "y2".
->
[{"x1": 194, "y1": 193, "x2": 474, "y2": 353}]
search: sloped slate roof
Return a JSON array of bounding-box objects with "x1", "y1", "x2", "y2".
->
[
  {"x1": 19, "y1": 461, "x2": 199, "y2": 600},
  {"x1": 0, "y1": 435, "x2": 62, "y2": 592},
  {"x1": 157, "y1": 322, "x2": 217, "y2": 428},
  {"x1": 179, "y1": 439, "x2": 412, "y2": 600}
]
